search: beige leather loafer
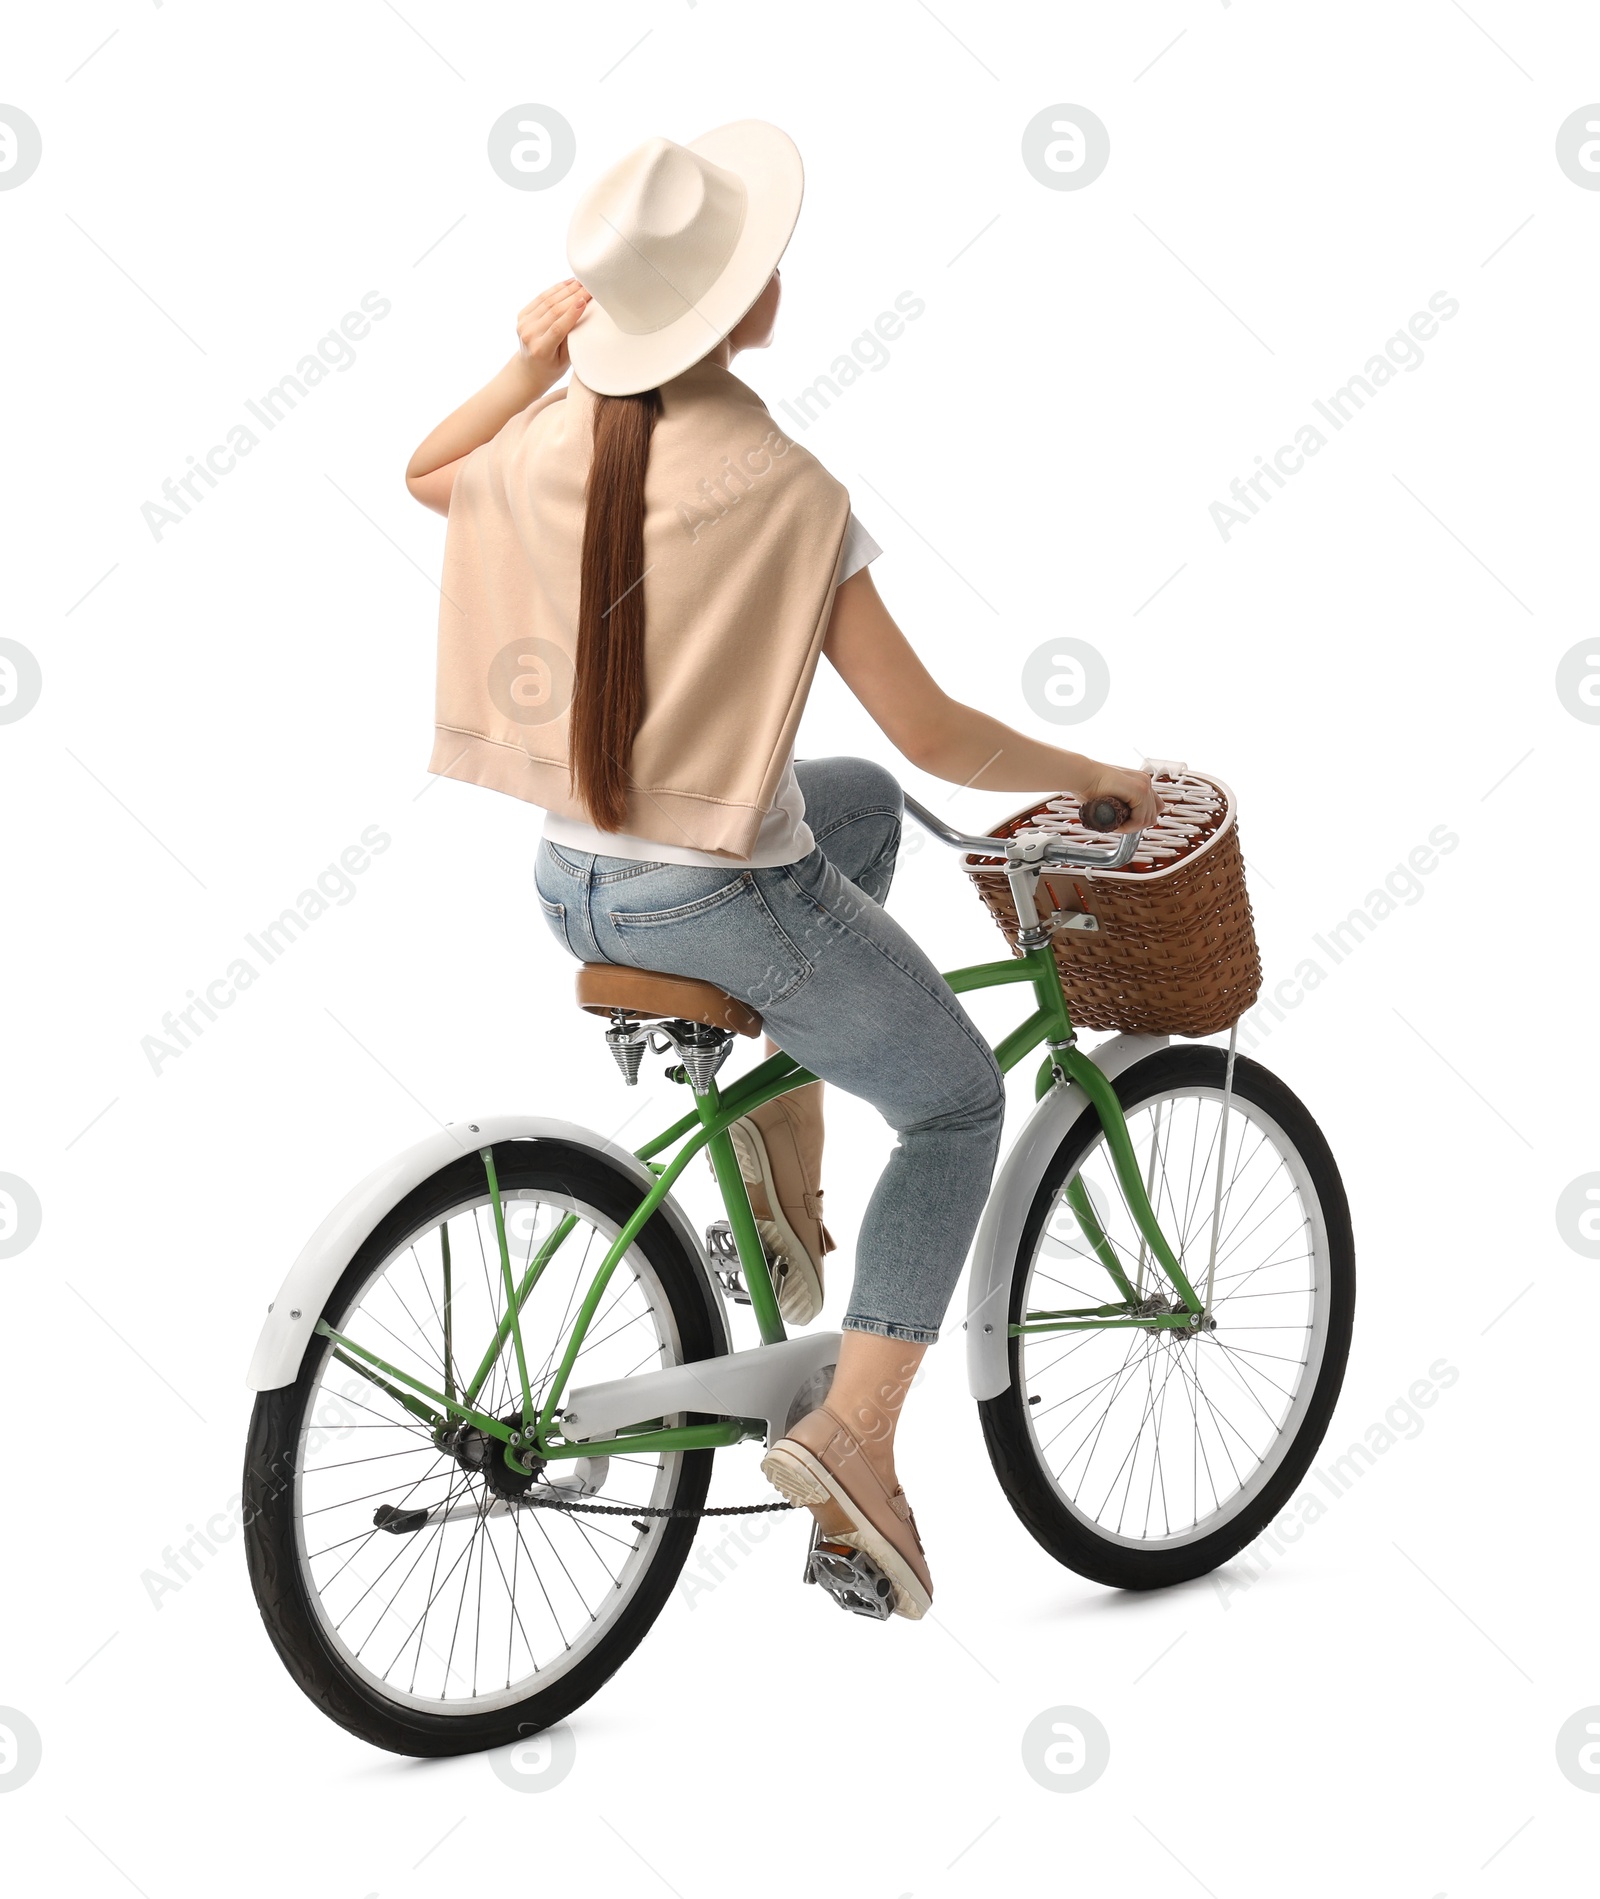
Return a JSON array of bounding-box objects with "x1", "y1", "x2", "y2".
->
[
  {"x1": 761, "y1": 1404, "x2": 932, "y2": 1619},
  {"x1": 727, "y1": 1081, "x2": 835, "y2": 1326}
]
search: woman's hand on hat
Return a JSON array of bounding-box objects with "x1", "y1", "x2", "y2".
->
[{"x1": 516, "y1": 279, "x2": 593, "y2": 387}]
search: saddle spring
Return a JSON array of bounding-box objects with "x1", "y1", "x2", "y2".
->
[{"x1": 604, "y1": 1011, "x2": 734, "y2": 1093}]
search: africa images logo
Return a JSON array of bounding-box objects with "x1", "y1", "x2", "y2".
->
[{"x1": 1209, "y1": 292, "x2": 1460, "y2": 542}]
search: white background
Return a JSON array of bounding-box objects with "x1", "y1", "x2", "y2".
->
[{"x1": 3, "y1": 3, "x2": 1597, "y2": 1893}]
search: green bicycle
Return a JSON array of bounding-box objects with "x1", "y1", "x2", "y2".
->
[{"x1": 242, "y1": 793, "x2": 1354, "y2": 1756}]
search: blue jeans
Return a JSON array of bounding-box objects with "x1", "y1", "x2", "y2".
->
[{"x1": 534, "y1": 757, "x2": 1006, "y2": 1342}]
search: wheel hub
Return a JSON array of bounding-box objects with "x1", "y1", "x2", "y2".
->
[
  {"x1": 1133, "y1": 1292, "x2": 1215, "y2": 1339},
  {"x1": 442, "y1": 1414, "x2": 543, "y2": 1499}
]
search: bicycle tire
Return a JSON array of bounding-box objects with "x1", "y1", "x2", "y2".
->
[
  {"x1": 980, "y1": 1046, "x2": 1355, "y2": 1590},
  {"x1": 243, "y1": 1140, "x2": 720, "y2": 1756}
]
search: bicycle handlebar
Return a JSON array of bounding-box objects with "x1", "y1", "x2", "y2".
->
[{"x1": 902, "y1": 792, "x2": 1143, "y2": 871}]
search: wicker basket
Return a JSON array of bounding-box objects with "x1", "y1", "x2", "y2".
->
[{"x1": 964, "y1": 766, "x2": 1261, "y2": 1037}]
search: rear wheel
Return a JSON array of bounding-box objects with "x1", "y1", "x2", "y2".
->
[
  {"x1": 981, "y1": 1046, "x2": 1354, "y2": 1589},
  {"x1": 244, "y1": 1141, "x2": 721, "y2": 1756}
]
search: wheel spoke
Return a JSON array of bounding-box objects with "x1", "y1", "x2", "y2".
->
[{"x1": 285, "y1": 1177, "x2": 693, "y2": 1714}]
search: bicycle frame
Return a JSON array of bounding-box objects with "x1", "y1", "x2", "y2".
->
[{"x1": 315, "y1": 939, "x2": 1199, "y2": 1480}]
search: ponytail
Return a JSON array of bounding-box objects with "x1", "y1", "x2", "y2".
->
[{"x1": 571, "y1": 387, "x2": 662, "y2": 830}]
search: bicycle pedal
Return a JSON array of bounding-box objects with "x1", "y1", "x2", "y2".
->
[
  {"x1": 806, "y1": 1537, "x2": 896, "y2": 1620},
  {"x1": 704, "y1": 1220, "x2": 751, "y2": 1304}
]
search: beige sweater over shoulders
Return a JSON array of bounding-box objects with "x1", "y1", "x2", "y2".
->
[{"x1": 429, "y1": 359, "x2": 851, "y2": 861}]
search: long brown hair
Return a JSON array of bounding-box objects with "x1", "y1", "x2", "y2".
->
[{"x1": 570, "y1": 387, "x2": 663, "y2": 829}]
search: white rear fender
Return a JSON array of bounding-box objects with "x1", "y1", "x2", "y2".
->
[
  {"x1": 246, "y1": 1115, "x2": 732, "y2": 1391},
  {"x1": 965, "y1": 1036, "x2": 1170, "y2": 1401}
]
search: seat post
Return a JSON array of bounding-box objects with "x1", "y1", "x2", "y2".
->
[{"x1": 663, "y1": 1021, "x2": 734, "y2": 1094}]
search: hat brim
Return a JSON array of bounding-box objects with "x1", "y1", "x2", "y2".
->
[{"x1": 566, "y1": 119, "x2": 804, "y2": 398}]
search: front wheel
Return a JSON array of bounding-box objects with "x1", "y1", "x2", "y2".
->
[
  {"x1": 981, "y1": 1045, "x2": 1354, "y2": 1590},
  {"x1": 243, "y1": 1140, "x2": 721, "y2": 1756}
]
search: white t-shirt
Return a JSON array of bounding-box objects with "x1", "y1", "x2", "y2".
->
[{"x1": 541, "y1": 512, "x2": 882, "y2": 869}]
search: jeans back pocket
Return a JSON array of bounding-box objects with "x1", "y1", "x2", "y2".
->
[{"x1": 603, "y1": 870, "x2": 811, "y2": 1008}]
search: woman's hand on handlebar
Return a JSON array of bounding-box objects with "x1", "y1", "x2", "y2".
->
[
  {"x1": 516, "y1": 278, "x2": 593, "y2": 389},
  {"x1": 1077, "y1": 763, "x2": 1162, "y2": 833}
]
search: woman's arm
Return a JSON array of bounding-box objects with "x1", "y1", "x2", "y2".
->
[
  {"x1": 404, "y1": 278, "x2": 592, "y2": 516},
  {"x1": 822, "y1": 567, "x2": 1162, "y2": 830}
]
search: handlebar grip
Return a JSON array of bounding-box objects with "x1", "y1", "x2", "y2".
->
[{"x1": 1079, "y1": 794, "x2": 1132, "y2": 833}]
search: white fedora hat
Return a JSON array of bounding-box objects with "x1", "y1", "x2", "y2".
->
[{"x1": 565, "y1": 120, "x2": 803, "y2": 397}]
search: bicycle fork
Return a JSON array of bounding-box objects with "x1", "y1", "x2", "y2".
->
[{"x1": 1006, "y1": 860, "x2": 1207, "y2": 1336}]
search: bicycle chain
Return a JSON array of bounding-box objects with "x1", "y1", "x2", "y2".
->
[{"x1": 520, "y1": 1491, "x2": 796, "y2": 1522}]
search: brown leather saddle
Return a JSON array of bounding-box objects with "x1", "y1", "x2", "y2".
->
[{"x1": 574, "y1": 964, "x2": 763, "y2": 1038}]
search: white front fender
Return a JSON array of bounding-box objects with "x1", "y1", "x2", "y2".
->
[
  {"x1": 246, "y1": 1114, "x2": 732, "y2": 1391},
  {"x1": 965, "y1": 1035, "x2": 1170, "y2": 1401}
]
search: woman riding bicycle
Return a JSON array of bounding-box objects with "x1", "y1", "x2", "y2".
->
[{"x1": 404, "y1": 120, "x2": 1159, "y2": 1620}]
